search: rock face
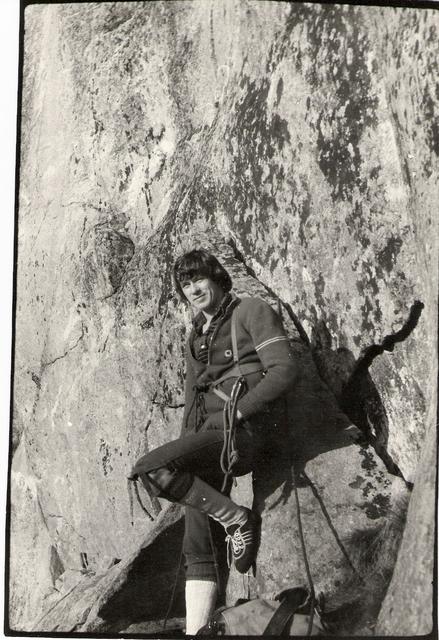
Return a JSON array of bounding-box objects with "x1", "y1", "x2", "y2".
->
[
  {"x1": 375, "y1": 403, "x2": 437, "y2": 636},
  {"x1": 10, "y1": 1, "x2": 437, "y2": 634}
]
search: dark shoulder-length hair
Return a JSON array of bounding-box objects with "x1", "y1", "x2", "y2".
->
[{"x1": 173, "y1": 249, "x2": 233, "y2": 301}]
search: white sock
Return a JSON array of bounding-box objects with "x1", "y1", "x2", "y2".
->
[{"x1": 185, "y1": 579, "x2": 217, "y2": 635}]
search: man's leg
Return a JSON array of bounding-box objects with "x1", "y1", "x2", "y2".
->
[
  {"x1": 185, "y1": 579, "x2": 217, "y2": 635},
  {"x1": 183, "y1": 507, "x2": 218, "y2": 635},
  {"x1": 131, "y1": 429, "x2": 261, "y2": 634},
  {"x1": 133, "y1": 430, "x2": 247, "y2": 523},
  {"x1": 135, "y1": 429, "x2": 254, "y2": 520},
  {"x1": 132, "y1": 427, "x2": 256, "y2": 482},
  {"x1": 131, "y1": 429, "x2": 261, "y2": 569}
]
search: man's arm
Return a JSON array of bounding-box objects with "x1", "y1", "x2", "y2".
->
[{"x1": 236, "y1": 298, "x2": 298, "y2": 420}]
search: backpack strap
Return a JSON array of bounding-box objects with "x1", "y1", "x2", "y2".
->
[{"x1": 262, "y1": 587, "x2": 309, "y2": 636}]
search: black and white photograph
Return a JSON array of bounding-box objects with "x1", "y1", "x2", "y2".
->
[{"x1": 5, "y1": 0, "x2": 438, "y2": 636}]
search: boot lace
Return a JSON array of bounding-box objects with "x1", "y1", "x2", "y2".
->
[{"x1": 226, "y1": 526, "x2": 254, "y2": 566}]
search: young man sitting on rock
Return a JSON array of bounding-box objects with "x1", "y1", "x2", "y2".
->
[{"x1": 131, "y1": 249, "x2": 297, "y2": 634}]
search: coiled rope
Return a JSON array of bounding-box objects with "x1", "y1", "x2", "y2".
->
[{"x1": 220, "y1": 376, "x2": 246, "y2": 492}]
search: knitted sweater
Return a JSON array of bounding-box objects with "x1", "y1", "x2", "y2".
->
[{"x1": 181, "y1": 296, "x2": 298, "y2": 434}]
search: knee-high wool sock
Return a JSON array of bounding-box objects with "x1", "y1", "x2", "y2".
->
[
  {"x1": 185, "y1": 579, "x2": 217, "y2": 635},
  {"x1": 180, "y1": 476, "x2": 247, "y2": 529}
]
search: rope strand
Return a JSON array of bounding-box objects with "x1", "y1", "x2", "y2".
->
[
  {"x1": 163, "y1": 541, "x2": 184, "y2": 631},
  {"x1": 293, "y1": 465, "x2": 316, "y2": 636},
  {"x1": 220, "y1": 377, "x2": 245, "y2": 492},
  {"x1": 132, "y1": 479, "x2": 155, "y2": 522}
]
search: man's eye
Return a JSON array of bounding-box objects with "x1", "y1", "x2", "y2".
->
[{"x1": 181, "y1": 281, "x2": 191, "y2": 289}]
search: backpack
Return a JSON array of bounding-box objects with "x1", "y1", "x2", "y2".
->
[{"x1": 196, "y1": 587, "x2": 326, "y2": 636}]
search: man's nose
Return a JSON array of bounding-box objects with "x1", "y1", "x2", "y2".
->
[{"x1": 189, "y1": 281, "x2": 200, "y2": 294}]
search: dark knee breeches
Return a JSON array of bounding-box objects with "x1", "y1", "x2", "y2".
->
[{"x1": 132, "y1": 428, "x2": 257, "y2": 580}]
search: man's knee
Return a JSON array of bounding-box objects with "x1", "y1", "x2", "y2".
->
[
  {"x1": 144, "y1": 466, "x2": 193, "y2": 501},
  {"x1": 185, "y1": 558, "x2": 217, "y2": 580}
]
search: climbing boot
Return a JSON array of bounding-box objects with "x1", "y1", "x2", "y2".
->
[
  {"x1": 180, "y1": 476, "x2": 248, "y2": 528},
  {"x1": 225, "y1": 508, "x2": 261, "y2": 574}
]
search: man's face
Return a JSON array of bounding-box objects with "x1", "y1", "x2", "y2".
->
[{"x1": 181, "y1": 275, "x2": 224, "y2": 315}]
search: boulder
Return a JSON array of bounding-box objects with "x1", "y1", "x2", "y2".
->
[{"x1": 33, "y1": 504, "x2": 184, "y2": 633}]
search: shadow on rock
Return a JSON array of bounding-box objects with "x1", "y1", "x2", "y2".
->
[
  {"x1": 98, "y1": 518, "x2": 186, "y2": 631},
  {"x1": 310, "y1": 316, "x2": 418, "y2": 482},
  {"x1": 251, "y1": 339, "x2": 360, "y2": 514},
  {"x1": 97, "y1": 512, "x2": 231, "y2": 633}
]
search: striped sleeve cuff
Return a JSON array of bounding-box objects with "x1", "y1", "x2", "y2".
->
[{"x1": 255, "y1": 336, "x2": 289, "y2": 352}]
